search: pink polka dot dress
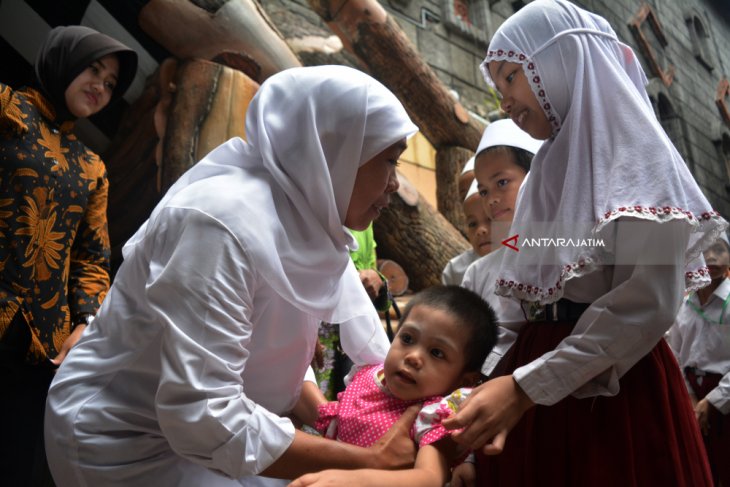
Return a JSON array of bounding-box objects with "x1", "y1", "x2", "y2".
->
[{"x1": 315, "y1": 364, "x2": 472, "y2": 448}]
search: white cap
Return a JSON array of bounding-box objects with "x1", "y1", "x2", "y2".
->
[
  {"x1": 465, "y1": 179, "x2": 479, "y2": 201},
  {"x1": 720, "y1": 232, "x2": 730, "y2": 247},
  {"x1": 476, "y1": 119, "x2": 543, "y2": 157},
  {"x1": 461, "y1": 156, "x2": 475, "y2": 175}
]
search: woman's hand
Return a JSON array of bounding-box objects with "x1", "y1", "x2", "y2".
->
[
  {"x1": 51, "y1": 324, "x2": 87, "y2": 366},
  {"x1": 441, "y1": 375, "x2": 534, "y2": 455},
  {"x1": 694, "y1": 398, "x2": 711, "y2": 435},
  {"x1": 289, "y1": 469, "x2": 374, "y2": 487},
  {"x1": 368, "y1": 403, "x2": 421, "y2": 469}
]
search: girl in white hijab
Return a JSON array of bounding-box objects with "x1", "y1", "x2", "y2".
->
[
  {"x1": 44, "y1": 65, "x2": 418, "y2": 486},
  {"x1": 443, "y1": 1, "x2": 721, "y2": 485}
]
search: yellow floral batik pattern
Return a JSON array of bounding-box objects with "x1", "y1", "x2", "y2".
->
[{"x1": 1, "y1": 83, "x2": 111, "y2": 363}]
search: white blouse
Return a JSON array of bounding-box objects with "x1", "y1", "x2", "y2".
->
[
  {"x1": 441, "y1": 249, "x2": 479, "y2": 286},
  {"x1": 45, "y1": 205, "x2": 388, "y2": 486},
  {"x1": 667, "y1": 278, "x2": 730, "y2": 414},
  {"x1": 462, "y1": 248, "x2": 525, "y2": 376},
  {"x1": 467, "y1": 220, "x2": 689, "y2": 406}
]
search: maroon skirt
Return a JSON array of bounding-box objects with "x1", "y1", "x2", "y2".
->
[
  {"x1": 685, "y1": 369, "x2": 730, "y2": 486},
  {"x1": 476, "y1": 321, "x2": 713, "y2": 487}
]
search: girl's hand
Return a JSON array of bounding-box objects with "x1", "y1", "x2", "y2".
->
[
  {"x1": 694, "y1": 398, "x2": 711, "y2": 435},
  {"x1": 441, "y1": 375, "x2": 534, "y2": 455},
  {"x1": 51, "y1": 324, "x2": 87, "y2": 366},
  {"x1": 449, "y1": 461, "x2": 475, "y2": 487},
  {"x1": 369, "y1": 403, "x2": 421, "y2": 469}
]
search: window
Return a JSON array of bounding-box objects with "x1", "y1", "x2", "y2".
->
[
  {"x1": 685, "y1": 11, "x2": 714, "y2": 71},
  {"x1": 628, "y1": 3, "x2": 675, "y2": 87},
  {"x1": 441, "y1": 0, "x2": 490, "y2": 46}
]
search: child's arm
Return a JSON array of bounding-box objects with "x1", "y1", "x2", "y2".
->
[
  {"x1": 263, "y1": 404, "x2": 421, "y2": 480},
  {"x1": 287, "y1": 441, "x2": 453, "y2": 487},
  {"x1": 290, "y1": 377, "x2": 329, "y2": 428}
]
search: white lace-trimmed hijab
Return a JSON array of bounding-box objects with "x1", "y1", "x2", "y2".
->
[
  {"x1": 125, "y1": 66, "x2": 418, "y2": 326},
  {"x1": 480, "y1": 0, "x2": 726, "y2": 303}
]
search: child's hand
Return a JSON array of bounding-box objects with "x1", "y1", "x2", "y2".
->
[
  {"x1": 369, "y1": 403, "x2": 421, "y2": 469},
  {"x1": 694, "y1": 398, "x2": 711, "y2": 435},
  {"x1": 449, "y1": 461, "x2": 475, "y2": 487},
  {"x1": 441, "y1": 375, "x2": 534, "y2": 455}
]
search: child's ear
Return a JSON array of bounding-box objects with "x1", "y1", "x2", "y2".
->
[{"x1": 461, "y1": 371, "x2": 484, "y2": 387}]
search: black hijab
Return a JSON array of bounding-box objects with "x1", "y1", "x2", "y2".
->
[{"x1": 34, "y1": 25, "x2": 138, "y2": 122}]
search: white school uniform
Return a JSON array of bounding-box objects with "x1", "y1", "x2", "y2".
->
[
  {"x1": 441, "y1": 249, "x2": 479, "y2": 286},
  {"x1": 668, "y1": 278, "x2": 730, "y2": 414},
  {"x1": 462, "y1": 248, "x2": 524, "y2": 376}
]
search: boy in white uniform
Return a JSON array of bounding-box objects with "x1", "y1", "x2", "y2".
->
[{"x1": 668, "y1": 234, "x2": 730, "y2": 486}]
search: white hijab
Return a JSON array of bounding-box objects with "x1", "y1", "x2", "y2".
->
[
  {"x1": 481, "y1": 0, "x2": 726, "y2": 303},
  {"x1": 125, "y1": 65, "x2": 417, "y2": 324}
]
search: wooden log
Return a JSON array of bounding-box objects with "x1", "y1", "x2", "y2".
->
[
  {"x1": 104, "y1": 71, "x2": 162, "y2": 274},
  {"x1": 436, "y1": 146, "x2": 475, "y2": 233},
  {"x1": 374, "y1": 172, "x2": 470, "y2": 291},
  {"x1": 305, "y1": 0, "x2": 485, "y2": 230},
  {"x1": 306, "y1": 0, "x2": 484, "y2": 152},
  {"x1": 103, "y1": 58, "x2": 259, "y2": 273},
  {"x1": 138, "y1": 0, "x2": 301, "y2": 82},
  {"x1": 160, "y1": 58, "x2": 258, "y2": 192}
]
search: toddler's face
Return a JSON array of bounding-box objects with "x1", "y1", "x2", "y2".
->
[
  {"x1": 474, "y1": 149, "x2": 527, "y2": 223},
  {"x1": 463, "y1": 194, "x2": 492, "y2": 256},
  {"x1": 488, "y1": 61, "x2": 552, "y2": 140},
  {"x1": 384, "y1": 304, "x2": 475, "y2": 401}
]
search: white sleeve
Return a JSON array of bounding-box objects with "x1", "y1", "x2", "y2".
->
[
  {"x1": 460, "y1": 259, "x2": 476, "y2": 290},
  {"x1": 514, "y1": 220, "x2": 689, "y2": 405},
  {"x1": 706, "y1": 371, "x2": 730, "y2": 415},
  {"x1": 147, "y1": 209, "x2": 295, "y2": 478},
  {"x1": 481, "y1": 326, "x2": 519, "y2": 377},
  {"x1": 463, "y1": 256, "x2": 520, "y2": 377},
  {"x1": 304, "y1": 366, "x2": 317, "y2": 384},
  {"x1": 442, "y1": 258, "x2": 457, "y2": 286}
]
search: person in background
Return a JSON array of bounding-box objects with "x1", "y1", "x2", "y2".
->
[
  {"x1": 443, "y1": 1, "x2": 722, "y2": 485},
  {"x1": 668, "y1": 233, "x2": 730, "y2": 486},
  {"x1": 0, "y1": 25, "x2": 137, "y2": 486},
  {"x1": 442, "y1": 180, "x2": 492, "y2": 286},
  {"x1": 461, "y1": 118, "x2": 542, "y2": 376}
]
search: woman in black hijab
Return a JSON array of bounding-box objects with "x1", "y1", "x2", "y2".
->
[{"x1": 0, "y1": 25, "x2": 137, "y2": 486}]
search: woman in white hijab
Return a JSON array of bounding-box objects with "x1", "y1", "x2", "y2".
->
[
  {"x1": 44, "y1": 65, "x2": 418, "y2": 486},
  {"x1": 443, "y1": 1, "x2": 721, "y2": 485}
]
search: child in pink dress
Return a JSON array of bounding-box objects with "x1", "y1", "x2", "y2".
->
[{"x1": 292, "y1": 285, "x2": 497, "y2": 487}]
